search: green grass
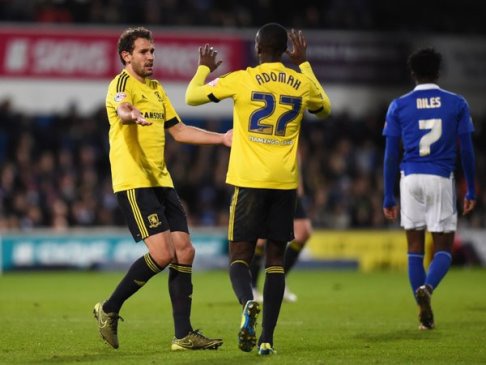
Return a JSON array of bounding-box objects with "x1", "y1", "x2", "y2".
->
[{"x1": 1, "y1": 268, "x2": 486, "y2": 364}]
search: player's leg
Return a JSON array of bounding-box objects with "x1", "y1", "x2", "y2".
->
[
  {"x1": 285, "y1": 196, "x2": 312, "y2": 275},
  {"x1": 283, "y1": 208, "x2": 312, "y2": 302},
  {"x1": 228, "y1": 187, "x2": 263, "y2": 352},
  {"x1": 259, "y1": 238, "x2": 286, "y2": 355},
  {"x1": 230, "y1": 239, "x2": 260, "y2": 352},
  {"x1": 406, "y1": 229, "x2": 426, "y2": 295},
  {"x1": 424, "y1": 175, "x2": 457, "y2": 293},
  {"x1": 94, "y1": 188, "x2": 172, "y2": 349},
  {"x1": 249, "y1": 238, "x2": 265, "y2": 302},
  {"x1": 400, "y1": 174, "x2": 433, "y2": 329},
  {"x1": 406, "y1": 229, "x2": 435, "y2": 330},
  {"x1": 164, "y1": 188, "x2": 222, "y2": 350},
  {"x1": 258, "y1": 188, "x2": 296, "y2": 355},
  {"x1": 426, "y1": 232, "x2": 454, "y2": 291},
  {"x1": 416, "y1": 175, "x2": 457, "y2": 329},
  {"x1": 400, "y1": 174, "x2": 427, "y2": 295},
  {"x1": 285, "y1": 218, "x2": 312, "y2": 272}
]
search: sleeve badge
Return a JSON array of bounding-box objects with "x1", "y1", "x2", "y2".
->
[
  {"x1": 208, "y1": 78, "x2": 219, "y2": 87},
  {"x1": 114, "y1": 92, "x2": 127, "y2": 102}
]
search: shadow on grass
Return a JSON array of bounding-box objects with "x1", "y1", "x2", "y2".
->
[
  {"x1": 466, "y1": 305, "x2": 486, "y2": 312},
  {"x1": 32, "y1": 350, "x2": 272, "y2": 365}
]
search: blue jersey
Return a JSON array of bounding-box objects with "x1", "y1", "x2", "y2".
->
[{"x1": 383, "y1": 84, "x2": 474, "y2": 177}]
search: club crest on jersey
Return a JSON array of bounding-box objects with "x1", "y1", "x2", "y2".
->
[
  {"x1": 114, "y1": 92, "x2": 127, "y2": 102},
  {"x1": 154, "y1": 91, "x2": 163, "y2": 102},
  {"x1": 208, "y1": 78, "x2": 219, "y2": 87},
  {"x1": 147, "y1": 214, "x2": 162, "y2": 228}
]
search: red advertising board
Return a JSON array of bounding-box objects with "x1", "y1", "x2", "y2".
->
[{"x1": 0, "y1": 26, "x2": 245, "y2": 81}]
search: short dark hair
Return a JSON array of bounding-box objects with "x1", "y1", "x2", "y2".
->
[
  {"x1": 117, "y1": 27, "x2": 153, "y2": 65},
  {"x1": 408, "y1": 48, "x2": 442, "y2": 81},
  {"x1": 257, "y1": 23, "x2": 288, "y2": 54}
]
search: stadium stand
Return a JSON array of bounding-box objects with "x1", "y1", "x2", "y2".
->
[
  {"x1": 1, "y1": 0, "x2": 485, "y2": 35},
  {"x1": 0, "y1": 100, "x2": 484, "y2": 230},
  {"x1": 0, "y1": 0, "x2": 485, "y2": 230}
]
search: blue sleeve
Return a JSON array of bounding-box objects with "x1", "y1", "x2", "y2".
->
[
  {"x1": 459, "y1": 132, "x2": 476, "y2": 200},
  {"x1": 383, "y1": 100, "x2": 401, "y2": 137},
  {"x1": 457, "y1": 97, "x2": 474, "y2": 135},
  {"x1": 383, "y1": 136, "x2": 400, "y2": 208}
]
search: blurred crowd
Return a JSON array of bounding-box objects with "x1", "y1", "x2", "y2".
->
[
  {"x1": 0, "y1": 98, "x2": 484, "y2": 231},
  {"x1": 1, "y1": 0, "x2": 485, "y2": 232},
  {"x1": 1, "y1": 0, "x2": 485, "y2": 35}
]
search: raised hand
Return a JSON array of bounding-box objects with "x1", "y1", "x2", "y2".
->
[
  {"x1": 286, "y1": 29, "x2": 307, "y2": 66},
  {"x1": 199, "y1": 44, "x2": 223, "y2": 72}
]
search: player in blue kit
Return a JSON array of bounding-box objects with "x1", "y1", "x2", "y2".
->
[{"x1": 382, "y1": 48, "x2": 476, "y2": 330}]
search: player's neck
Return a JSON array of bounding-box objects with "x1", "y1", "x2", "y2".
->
[
  {"x1": 415, "y1": 77, "x2": 438, "y2": 85},
  {"x1": 124, "y1": 66, "x2": 146, "y2": 84},
  {"x1": 259, "y1": 53, "x2": 282, "y2": 64}
]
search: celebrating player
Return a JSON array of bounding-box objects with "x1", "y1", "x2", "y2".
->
[
  {"x1": 186, "y1": 23, "x2": 331, "y2": 355},
  {"x1": 382, "y1": 48, "x2": 476, "y2": 330},
  {"x1": 93, "y1": 26, "x2": 231, "y2": 351}
]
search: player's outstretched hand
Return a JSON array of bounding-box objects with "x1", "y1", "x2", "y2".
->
[
  {"x1": 130, "y1": 107, "x2": 151, "y2": 126},
  {"x1": 120, "y1": 102, "x2": 151, "y2": 126},
  {"x1": 199, "y1": 44, "x2": 223, "y2": 72},
  {"x1": 286, "y1": 29, "x2": 307, "y2": 66}
]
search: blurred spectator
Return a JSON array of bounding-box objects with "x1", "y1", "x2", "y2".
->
[{"x1": 0, "y1": 0, "x2": 485, "y2": 35}]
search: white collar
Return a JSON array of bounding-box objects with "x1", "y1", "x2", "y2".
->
[{"x1": 414, "y1": 83, "x2": 440, "y2": 91}]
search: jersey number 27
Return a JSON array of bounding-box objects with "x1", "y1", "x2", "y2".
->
[{"x1": 249, "y1": 92, "x2": 302, "y2": 137}]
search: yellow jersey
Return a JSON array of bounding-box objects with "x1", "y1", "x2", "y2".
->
[
  {"x1": 106, "y1": 70, "x2": 181, "y2": 192},
  {"x1": 186, "y1": 61, "x2": 331, "y2": 189}
]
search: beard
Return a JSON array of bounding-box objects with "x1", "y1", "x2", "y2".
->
[{"x1": 134, "y1": 63, "x2": 153, "y2": 78}]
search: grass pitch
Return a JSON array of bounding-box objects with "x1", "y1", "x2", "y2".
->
[{"x1": 1, "y1": 268, "x2": 485, "y2": 364}]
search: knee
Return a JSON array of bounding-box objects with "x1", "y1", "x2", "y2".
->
[
  {"x1": 293, "y1": 232, "x2": 310, "y2": 246},
  {"x1": 176, "y1": 242, "x2": 195, "y2": 263},
  {"x1": 148, "y1": 249, "x2": 174, "y2": 268},
  {"x1": 294, "y1": 221, "x2": 312, "y2": 244},
  {"x1": 229, "y1": 241, "x2": 257, "y2": 264}
]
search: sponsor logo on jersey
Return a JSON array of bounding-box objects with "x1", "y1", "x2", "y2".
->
[
  {"x1": 143, "y1": 111, "x2": 165, "y2": 120},
  {"x1": 154, "y1": 91, "x2": 163, "y2": 102}
]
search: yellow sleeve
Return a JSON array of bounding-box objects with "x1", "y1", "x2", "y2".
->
[
  {"x1": 185, "y1": 65, "x2": 212, "y2": 105},
  {"x1": 299, "y1": 61, "x2": 331, "y2": 119}
]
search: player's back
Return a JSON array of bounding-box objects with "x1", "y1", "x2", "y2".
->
[
  {"x1": 388, "y1": 85, "x2": 471, "y2": 177},
  {"x1": 226, "y1": 62, "x2": 315, "y2": 189}
]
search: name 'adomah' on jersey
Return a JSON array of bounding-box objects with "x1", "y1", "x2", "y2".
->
[
  {"x1": 383, "y1": 84, "x2": 474, "y2": 178},
  {"x1": 106, "y1": 70, "x2": 181, "y2": 192},
  {"x1": 202, "y1": 62, "x2": 328, "y2": 189}
]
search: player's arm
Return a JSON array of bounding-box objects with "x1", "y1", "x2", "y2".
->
[
  {"x1": 117, "y1": 102, "x2": 151, "y2": 126},
  {"x1": 167, "y1": 121, "x2": 232, "y2": 147},
  {"x1": 459, "y1": 132, "x2": 476, "y2": 215},
  {"x1": 300, "y1": 62, "x2": 331, "y2": 118},
  {"x1": 287, "y1": 29, "x2": 331, "y2": 119},
  {"x1": 186, "y1": 44, "x2": 223, "y2": 106},
  {"x1": 383, "y1": 135, "x2": 400, "y2": 220}
]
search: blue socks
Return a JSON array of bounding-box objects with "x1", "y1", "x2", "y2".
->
[
  {"x1": 425, "y1": 251, "x2": 452, "y2": 290},
  {"x1": 408, "y1": 251, "x2": 452, "y2": 297},
  {"x1": 408, "y1": 253, "x2": 426, "y2": 294}
]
